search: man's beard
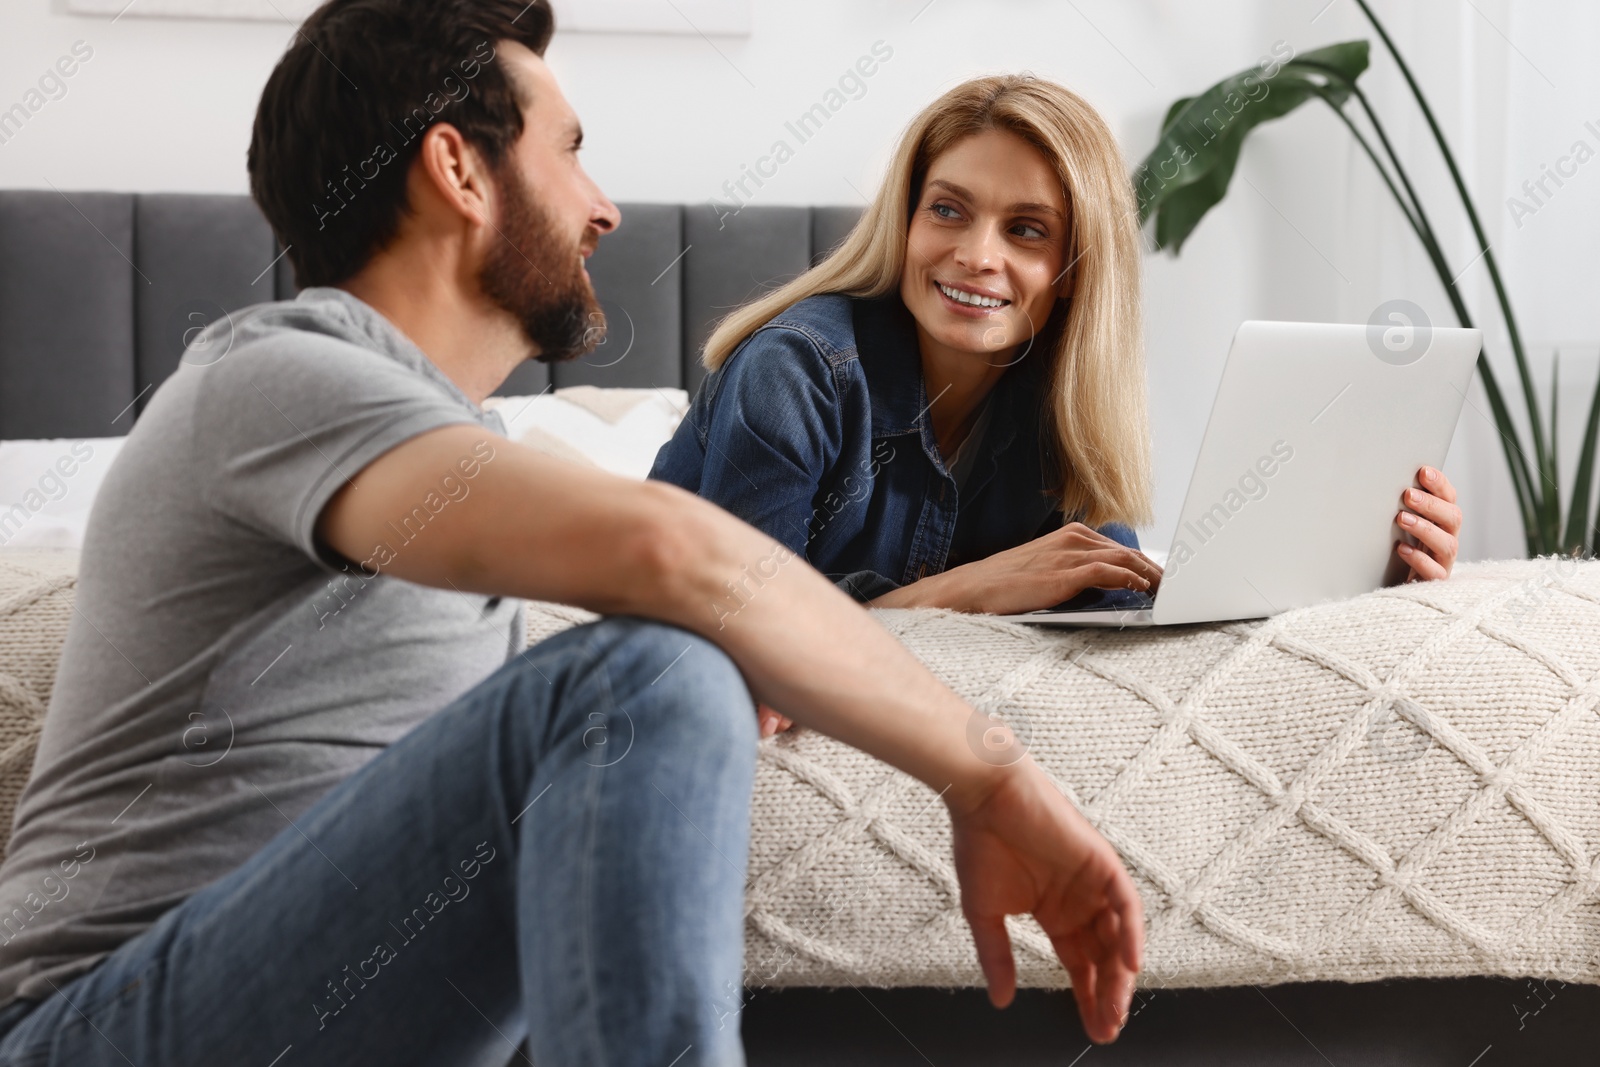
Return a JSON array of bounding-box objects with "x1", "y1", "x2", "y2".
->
[{"x1": 478, "y1": 163, "x2": 604, "y2": 363}]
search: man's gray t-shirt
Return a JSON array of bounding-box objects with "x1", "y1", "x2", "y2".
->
[{"x1": 0, "y1": 287, "x2": 525, "y2": 1004}]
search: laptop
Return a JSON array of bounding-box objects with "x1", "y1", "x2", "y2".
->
[{"x1": 997, "y1": 319, "x2": 1482, "y2": 628}]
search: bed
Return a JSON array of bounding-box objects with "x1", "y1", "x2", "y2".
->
[{"x1": 1, "y1": 189, "x2": 1597, "y2": 1063}]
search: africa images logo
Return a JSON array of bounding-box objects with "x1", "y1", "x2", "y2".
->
[{"x1": 1366, "y1": 299, "x2": 1433, "y2": 367}]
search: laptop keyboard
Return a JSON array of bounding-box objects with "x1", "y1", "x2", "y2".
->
[{"x1": 1045, "y1": 587, "x2": 1156, "y2": 613}]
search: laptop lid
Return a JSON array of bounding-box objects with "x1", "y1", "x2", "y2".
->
[{"x1": 1150, "y1": 319, "x2": 1481, "y2": 625}]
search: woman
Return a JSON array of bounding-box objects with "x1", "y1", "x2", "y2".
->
[{"x1": 651, "y1": 75, "x2": 1462, "y2": 732}]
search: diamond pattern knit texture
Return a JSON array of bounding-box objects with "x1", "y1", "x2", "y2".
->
[
  {"x1": 726, "y1": 557, "x2": 1600, "y2": 988},
  {"x1": 4, "y1": 551, "x2": 1598, "y2": 989}
]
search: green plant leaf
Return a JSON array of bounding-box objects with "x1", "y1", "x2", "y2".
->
[
  {"x1": 1564, "y1": 353, "x2": 1600, "y2": 554},
  {"x1": 1135, "y1": 41, "x2": 1371, "y2": 253},
  {"x1": 1160, "y1": 95, "x2": 1193, "y2": 135},
  {"x1": 1549, "y1": 353, "x2": 1561, "y2": 546}
]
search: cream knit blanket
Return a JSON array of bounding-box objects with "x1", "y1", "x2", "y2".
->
[
  {"x1": 5, "y1": 550, "x2": 1600, "y2": 989},
  {"x1": 0, "y1": 550, "x2": 78, "y2": 848}
]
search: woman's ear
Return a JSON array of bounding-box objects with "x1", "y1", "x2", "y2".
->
[
  {"x1": 1053, "y1": 258, "x2": 1076, "y2": 300},
  {"x1": 1053, "y1": 219, "x2": 1081, "y2": 297}
]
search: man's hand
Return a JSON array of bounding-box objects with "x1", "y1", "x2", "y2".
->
[
  {"x1": 949, "y1": 759, "x2": 1143, "y2": 1043},
  {"x1": 874, "y1": 523, "x2": 1163, "y2": 614},
  {"x1": 1386, "y1": 465, "x2": 1460, "y2": 584}
]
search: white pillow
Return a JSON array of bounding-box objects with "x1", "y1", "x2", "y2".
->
[
  {"x1": 0, "y1": 387, "x2": 689, "y2": 552},
  {"x1": 483, "y1": 386, "x2": 688, "y2": 480},
  {"x1": 0, "y1": 437, "x2": 127, "y2": 550}
]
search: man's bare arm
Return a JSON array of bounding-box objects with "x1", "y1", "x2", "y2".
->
[
  {"x1": 320, "y1": 424, "x2": 995, "y2": 800},
  {"x1": 318, "y1": 424, "x2": 1143, "y2": 1041}
]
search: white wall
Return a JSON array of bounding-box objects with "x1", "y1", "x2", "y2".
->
[{"x1": 3, "y1": 0, "x2": 1594, "y2": 562}]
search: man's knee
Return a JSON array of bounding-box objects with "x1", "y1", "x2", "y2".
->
[
  {"x1": 531, "y1": 617, "x2": 756, "y2": 757},
  {"x1": 605, "y1": 619, "x2": 753, "y2": 732}
]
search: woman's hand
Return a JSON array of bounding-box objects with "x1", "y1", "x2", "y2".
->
[
  {"x1": 873, "y1": 523, "x2": 1163, "y2": 615},
  {"x1": 1386, "y1": 465, "x2": 1460, "y2": 584},
  {"x1": 949, "y1": 756, "x2": 1144, "y2": 1042},
  {"x1": 757, "y1": 702, "x2": 794, "y2": 737}
]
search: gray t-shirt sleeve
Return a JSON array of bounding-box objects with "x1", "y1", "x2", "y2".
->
[{"x1": 193, "y1": 333, "x2": 493, "y2": 569}]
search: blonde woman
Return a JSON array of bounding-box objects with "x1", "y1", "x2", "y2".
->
[{"x1": 652, "y1": 74, "x2": 1463, "y2": 729}]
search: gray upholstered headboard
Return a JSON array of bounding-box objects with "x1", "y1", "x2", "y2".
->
[{"x1": 0, "y1": 190, "x2": 862, "y2": 439}]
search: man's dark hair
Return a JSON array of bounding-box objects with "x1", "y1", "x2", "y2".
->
[{"x1": 249, "y1": 0, "x2": 554, "y2": 289}]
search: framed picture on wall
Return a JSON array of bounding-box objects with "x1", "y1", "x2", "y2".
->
[{"x1": 66, "y1": 0, "x2": 751, "y2": 33}]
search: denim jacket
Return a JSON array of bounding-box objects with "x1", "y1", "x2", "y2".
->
[{"x1": 649, "y1": 293, "x2": 1143, "y2": 605}]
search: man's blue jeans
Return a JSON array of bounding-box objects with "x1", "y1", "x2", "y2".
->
[{"x1": 0, "y1": 617, "x2": 758, "y2": 1066}]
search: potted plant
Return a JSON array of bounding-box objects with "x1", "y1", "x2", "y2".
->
[{"x1": 1135, "y1": 0, "x2": 1597, "y2": 558}]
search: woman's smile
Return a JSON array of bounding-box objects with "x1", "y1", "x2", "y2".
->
[{"x1": 934, "y1": 278, "x2": 1011, "y2": 315}]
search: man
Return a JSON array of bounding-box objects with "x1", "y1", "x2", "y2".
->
[{"x1": 0, "y1": 1, "x2": 1142, "y2": 1062}]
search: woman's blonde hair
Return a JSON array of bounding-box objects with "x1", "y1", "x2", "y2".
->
[{"x1": 701, "y1": 74, "x2": 1152, "y2": 528}]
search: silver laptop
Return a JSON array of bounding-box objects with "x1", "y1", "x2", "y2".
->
[{"x1": 998, "y1": 319, "x2": 1482, "y2": 628}]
